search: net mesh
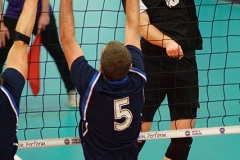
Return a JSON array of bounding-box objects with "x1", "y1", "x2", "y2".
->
[{"x1": 8, "y1": 0, "x2": 239, "y2": 148}]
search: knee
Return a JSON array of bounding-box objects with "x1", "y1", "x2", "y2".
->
[
  {"x1": 172, "y1": 137, "x2": 193, "y2": 146},
  {"x1": 165, "y1": 138, "x2": 193, "y2": 160}
]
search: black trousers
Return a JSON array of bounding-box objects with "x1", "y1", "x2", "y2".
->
[{"x1": 0, "y1": 15, "x2": 75, "y2": 92}]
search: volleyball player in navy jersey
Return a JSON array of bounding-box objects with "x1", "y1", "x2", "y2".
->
[
  {"x1": 123, "y1": 0, "x2": 203, "y2": 159},
  {"x1": 59, "y1": 0, "x2": 146, "y2": 159},
  {"x1": 0, "y1": 0, "x2": 38, "y2": 159}
]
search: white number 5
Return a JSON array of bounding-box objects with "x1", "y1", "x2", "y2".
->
[{"x1": 114, "y1": 97, "x2": 133, "y2": 131}]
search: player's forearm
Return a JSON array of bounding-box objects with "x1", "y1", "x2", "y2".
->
[
  {"x1": 125, "y1": 0, "x2": 139, "y2": 29},
  {"x1": 59, "y1": 0, "x2": 83, "y2": 69},
  {"x1": 59, "y1": 0, "x2": 75, "y2": 44},
  {"x1": 41, "y1": 0, "x2": 49, "y2": 15},
  {"x1": 139, "y1": 23, "x2": 171, "y2": 48},
  {"x1": 124, "y1": 0, "x2": 140, "y2": 48},
  {"x1": 15, "y1": 0, "x2": 38, "y2": 37},
  {"x1": 6, "y1": 0, "x2": 38, "y2": 79}
]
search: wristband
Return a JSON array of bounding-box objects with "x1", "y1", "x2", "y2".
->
[{"x1": 12, "y1": 31, "x2": 30, "y2": 45}]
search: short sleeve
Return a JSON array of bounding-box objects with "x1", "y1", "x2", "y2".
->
[
  {"x1": 1, "y1": 68, "x2": 25, "y2": 106},
  {"x1": 126, "y1": 45, "x2": 145, "y2": 72},
  {"x1": 122, "y1": 0, "x2": 147, "y2": 13},
  {"x1": 70, "y1": 56, "x2": 98, "y2": 95},
  {"x1": 140, "y1": 0, "x2": 147, "y2": 13}
]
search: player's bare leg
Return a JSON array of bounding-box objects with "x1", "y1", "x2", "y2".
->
[{"x1": 164, "y1": 119, "x2": 196, "y2": 160}]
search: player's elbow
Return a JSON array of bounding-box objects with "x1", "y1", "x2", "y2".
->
[
  {"x1": 139, "y1": 26, "x2": 146, "y2": 39},
  {"x1": 60, "y1": 34, "x2": 75, "y2": 47},
  {"x1": 60, "y1": 32, "x2": 67, "y2": 43},
  {"x1": 125, "y1": 19, "x2": 139, "y2": 31},
  {"x1": 60, "y1": 28, "x2": 75, "y2": 43},
  {"x1": 139, "y1": 26, "x2": 144, "y2": 36},
  {"x1": 139, "y1": 21, "x2": 149, "y2": 35}
]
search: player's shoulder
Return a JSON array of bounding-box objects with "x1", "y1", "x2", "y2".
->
[
  {"x1": 0, "y1": 68, "x2": 25, "y2": 93},
  {"x1": 125, "y1": 45, "x2": 141, "y2": 54},
  {"x1": 1, "y1": 68, "x2": 24, "y2": 82}
]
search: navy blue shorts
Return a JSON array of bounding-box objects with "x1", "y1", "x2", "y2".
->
[
  {"x1": 0, "y1": 68, "x2": 25, "y2": 159},
  {"x1": 141, "y1": 46, "x2": 199, "y2": 121}
]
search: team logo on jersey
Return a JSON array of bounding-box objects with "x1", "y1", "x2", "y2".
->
[{"x1": 165, "y1": 0, "x2": 179, "y2": 8}]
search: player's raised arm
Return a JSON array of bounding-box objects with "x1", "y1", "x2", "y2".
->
[
  {"x1": 124, "y1": 0, "x2": 140, "y2": 49},
  {"x1": 59, "y1": 0, "x2": 84, "y2": 70},
  {"x1": 5, "y1": 0, "x2": 38, "y2": 79}
]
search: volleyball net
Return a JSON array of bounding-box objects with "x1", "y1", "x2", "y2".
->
[{"x1": 16, "y1": 0, "x2": 240, "y2": 149}]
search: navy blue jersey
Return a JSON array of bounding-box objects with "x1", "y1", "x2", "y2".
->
[
  {"x1": 0, "y1": 68, "x2": 25, "y2": 160},
  {"x1": 71, "y1": 45, "x2": 146, "y2": 160}
]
